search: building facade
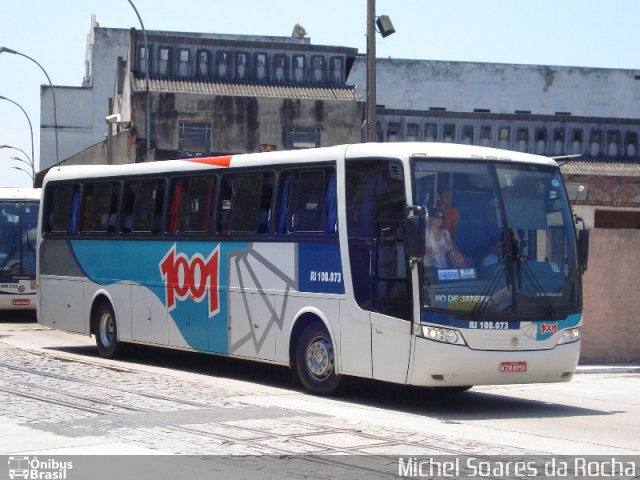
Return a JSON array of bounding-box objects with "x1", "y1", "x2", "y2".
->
[
  {"x1": 40, "y1": 19, "x2": 640, "y2": 228},
  {"x1": 347, "y1": 57, "x2": 640, "y2": 227}
]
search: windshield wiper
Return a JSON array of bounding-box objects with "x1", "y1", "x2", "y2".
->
[
  {"x1": 471, "y1": 254, "x2": 512, "y2": 320},
  {"x1": 508, "y1": 229, "x2": 558, "y2": 319}
]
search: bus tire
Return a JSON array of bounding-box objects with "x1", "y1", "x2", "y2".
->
[
  {"x1": 95, "y1": 302, "x2": 119, "y2": 358},
  {"x1": 295, "y1": 322, "x2": 341, "y2": 395}
]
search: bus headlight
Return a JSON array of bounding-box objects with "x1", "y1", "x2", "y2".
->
[
  {"x1": 557, "y1": 327, "x2": 581, "y2": 345},
  {"x1": 414, "y1": 324, "x2": 467, "y2": 345}
]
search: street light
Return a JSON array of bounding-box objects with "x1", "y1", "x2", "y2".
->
[
  {"x1": 10, "y1": 156, "x2": 35, "y2": 184},
  {"x1": 0, "y1": 95, "x2": 35, "y2": 174},
  {"x1": 11, "y1": 165, "x2": 35, "y2": 184},
  {"x1": 366, "y1": 0, "x2": 395, "y2": 142},
  {"x1": 127, "y1": 0, "x2": 152, "y2": 161},
  {"x1": 0, "y1": 46, "x2": 60, "y2": 166}
]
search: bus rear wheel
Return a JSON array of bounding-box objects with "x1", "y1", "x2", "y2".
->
[
  {"x1": 95, "y1": 302, "x2": 119, "y2": 358},
  {"x1": 296, "y1": 323, "x2": 341, "y2": 395}
]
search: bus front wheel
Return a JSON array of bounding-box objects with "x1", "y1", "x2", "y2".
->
[
  {"x1": 95, "y1": 302, "x2": 119, "y2": 358},
  {"x1": 296, "y1": 322, "x2": 341, "y2": 395}
]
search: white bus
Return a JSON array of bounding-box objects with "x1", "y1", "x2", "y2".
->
[
  {"x1": 0, "y1": 187, "x2": 40, "y2": 310},
  {"x1": 37, "y1": 143, "x2": 588, "y2": 394}
]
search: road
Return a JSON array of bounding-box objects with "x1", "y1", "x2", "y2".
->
[{"x1": 1, "y1": 312, "x2": 639, "y2": 477}]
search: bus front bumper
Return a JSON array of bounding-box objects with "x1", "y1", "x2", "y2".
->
[{"x1": 408, "y1": 337, "x2": 581, "y2": 387}]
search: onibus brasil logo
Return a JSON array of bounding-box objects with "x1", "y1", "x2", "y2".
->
[
  {"x1": 159, "y1": 244, "x2": 221, "y2": 317},
  {"x1": 8, "y1": 456, "x2": 73, "y2": 479}
]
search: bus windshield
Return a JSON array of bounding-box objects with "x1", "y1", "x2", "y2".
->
[
  {"x1": 413, "y1": 158, "x2": 580, "y2": 319},
  {"x1": 0, "y1": 200, "x2": 39, "y2": 278}
]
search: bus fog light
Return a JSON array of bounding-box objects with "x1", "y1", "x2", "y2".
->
[
  {"x1": 415, "y1": 324, "x2": 466, "y2": 345},
  {"x1": 557, "y1": 327, "x2": 581, "y2": 345}
]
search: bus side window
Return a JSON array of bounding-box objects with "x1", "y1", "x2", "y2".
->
[
  {"x1": 219, "y1": 172, "x2": 273, "y2": 235},
  {"x1": 276, "y1": 168, "x2": 336, "y2": 235},
  {"x1": 168, "y1": 176, "x2": 216, "y2": 234},
  {"x1": 45, "y1": 184, "x2": 80, "y2": 234},
  {"x1": 121, "y1": 179, "x2": 166, "y2": 234}
]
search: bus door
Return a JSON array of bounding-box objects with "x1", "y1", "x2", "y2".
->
[{"x1": 345, "y1": 159, "x2": 413, "y2": 383}]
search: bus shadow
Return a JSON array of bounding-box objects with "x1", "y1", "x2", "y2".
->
[
  {"x1": 0, "y1": 310, "x2": 37, "y2": 323},
  {"x1": 46, "y1": 343, "x2": 613, "y2": 422}
]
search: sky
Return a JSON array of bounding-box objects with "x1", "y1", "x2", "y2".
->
[{"x1": 1, "y1": 0, "x2": 639, "y2": 187}]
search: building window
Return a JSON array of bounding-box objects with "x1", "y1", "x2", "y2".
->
[
  {"x1": 177, "y1": 49, "x2": 190, "y2": 77},
  {"x1": 330, "y1": 56, "x2": 344, "y2": 84},
  {"x1": 480, "y1": 126, "x2": 492, "y2": 146},
  {"x1": 571, "y1": 129, "x2": 583, "y2": 154},
  {"x1": 216, "y1": 51, "x2": 230, "y2": 79},
  {"x1": 178, "y1": 122, "x2": 212, "y2": 157},
  {"x1": 425, "y1": 123, "x2": 438, "y2": 142},
  {"x1": 607, "y1": 130, "x2": 620, "y2": 156},
  {"x1": 386, "y1": 122, "x2": 401, "y2": 142},
  {"x1": 498, "y1": 127, "x2": 510, "y2": 148},
  {"x1": 461, "y1": 125, "x2": 474, "y2": 145},
  {"x1": 516, "y1": 127, "x2": 529, "y2": 152},
  {"x1": 236, "y1": 52, "x2": 249, "y2": 80},
  {"x1": 158, "y1": 47, "x2": 171, "y2": 76},
  {"x1": 273, "y1": 54, "x2": 288, "y2": 82},
  {"x1": 406, "y1": 123, "x2": 419, "y2": 142},
  {"x1": 255, "y1": 52, "x2": 267, "y2": 81},
  {"x1": 311, "y1": 55, "x2": 325, "y2": 83},
  {"x1": 196, "y1": 50, "x2": 210, "y2": 77},
  {"x1": 293, "y1": 55, "x2": 305, "y2": 82},
  {"x1": 624, "y1": 131, "x2": 638, "y2": 157},
  {"x1": 535, "y1": 127, "x2": 547, "y2": 154},
  {"x1": 553, "y1": 128, "x2": 565, "y2": 155},
  {"x1": 289, "y1": 127, "x2": 321, "y2": 149},
  {"x1": 138, "y1": 45, "x2": 149, "y2": 74},
  {"x1": 589, "y1": 129, "x2": 602, "y2": 156},
  {"x1": 443, "y1": 124, "x2": 455, "y2": 143}
]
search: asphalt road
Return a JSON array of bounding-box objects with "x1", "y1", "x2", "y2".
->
[{"x1": 1, "y1": 311, "x2": 639, "y2": 463}]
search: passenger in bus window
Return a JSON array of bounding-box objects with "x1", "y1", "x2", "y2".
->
[
  {"x1": 480, "y1": 236, "x2": 504, "y2": 278},
  {"x1": 425, "y1": 208, "x2": 460, "y2": 268},
  {"x1": 438, "y1": 188, "x2": 460, "y2": 242}
]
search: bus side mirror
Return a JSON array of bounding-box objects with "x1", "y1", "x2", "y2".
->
[
  {"x1": 406, "y1": 205, "x2": 425, "y2": 262},
  {"x1": 578, "y1": 228, "x2": 589, "y2": 273}
]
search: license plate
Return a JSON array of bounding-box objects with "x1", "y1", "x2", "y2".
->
[
  {"x1": 12, "y1": 299, "x2": 30, "y2": 306},
  {"x1": 499, "y1": 361, "x2": 527, "y2": 373}
]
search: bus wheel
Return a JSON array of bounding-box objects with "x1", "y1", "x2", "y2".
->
[
  {"x1": 296, "y1": 323, "x2": 341, "y2": 395},
  {"x1": 95, "y1": 302, "x2": 119, "y2": 358}
]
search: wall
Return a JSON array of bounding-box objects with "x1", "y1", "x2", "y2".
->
[
  {"x1": 580, "y1": 229, "x2": 640, "y2": 363},
  {"x1": 135, "y1": 91, "x2": 363, "y2": 158},
  {"x1": 348, "y1": 58, "x2": 640, "y2": 119}
]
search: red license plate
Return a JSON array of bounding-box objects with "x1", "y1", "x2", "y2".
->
[
  {"x1": 500, "y1": 361, "x2": 527, "y2": 373},
  {"x1": 12, "y1": 299, "x2": 30, "y2": 306}
]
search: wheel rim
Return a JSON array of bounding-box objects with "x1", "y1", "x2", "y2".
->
[
  {"x1": 305, "y1": 335, "x2": 334, "y2": 380},
  {"x1": 99, "y1": 312, "x2": 115, "y2": 347}
]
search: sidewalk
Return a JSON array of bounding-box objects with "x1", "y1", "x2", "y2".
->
[{"x1": 576, "y1": 364, "x2": 640, "y2": 374}]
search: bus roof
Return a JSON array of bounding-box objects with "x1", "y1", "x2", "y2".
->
[
  {"x1": 42, "y1": 142, "x2": 558, "y2": 183},
  {"x1": 0, "y1": 187, "x2": 41, "y2": 201}
]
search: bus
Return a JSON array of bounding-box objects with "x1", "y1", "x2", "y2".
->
[
  {"x1": 37, "y1": 143, "x2": 588, "y2": 395},
  {"x1": 0, "y1": 187, "x2": 40, "y2": 310}
]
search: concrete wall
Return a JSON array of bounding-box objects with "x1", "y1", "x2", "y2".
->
[
  {"x1": 134, "y1": 91, "x2": 363, "y2": 157},
  {"x1": 348, "y1": 58, "x2": 640, "y2": 119},
  {"x1": 580, "y1": 229, "x2": 640, "y2": 363}
]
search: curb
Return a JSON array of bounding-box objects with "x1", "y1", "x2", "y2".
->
[{"x1": 576, "y1": 365, "x2": 640, "y2": 374}]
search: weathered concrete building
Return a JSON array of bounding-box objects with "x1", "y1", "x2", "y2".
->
[
  {"x1": 347, "y1": 57, "x2": 640, "y2": 228},
  {"x1": 41, "y1": 18, "x2": 640, "y2": 229}
]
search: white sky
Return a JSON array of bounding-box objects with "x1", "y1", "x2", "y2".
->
[{"x1": 1, "y1": 0, "x2": 639, "y2": 187}]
